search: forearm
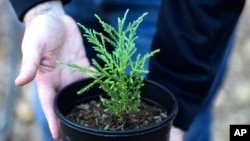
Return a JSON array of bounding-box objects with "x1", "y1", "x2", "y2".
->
[{"x1": 9, "y1": 0, "x2": 71, "y2": 21}]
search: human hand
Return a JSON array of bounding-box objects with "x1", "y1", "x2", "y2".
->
[
  {"x1": 170, "y1": 126, "x2": 184, "y2": 141},
  {"x1": 15, "y1": 1, "x2": 90, "y2": 139}
]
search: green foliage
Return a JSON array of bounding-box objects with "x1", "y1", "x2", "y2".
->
[{"x1": 59, "y1": 9, "x2": 160, "y2": 122}]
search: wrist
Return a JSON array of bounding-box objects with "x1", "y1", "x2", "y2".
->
[{"x1": 24, "y1": 1, "x2": 65, "y2": 25}]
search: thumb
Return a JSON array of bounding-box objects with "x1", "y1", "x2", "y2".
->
[{"x1": 15, "y1": 32, "x2": 42, "y2": 86}]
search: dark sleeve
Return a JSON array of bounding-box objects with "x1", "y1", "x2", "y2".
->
[
  {"x1": 9, "y1": 0, "x2": 71, "y2": 21},
  {"x1": 147, "y1": 0, "x2": 245, "y2": 131}
]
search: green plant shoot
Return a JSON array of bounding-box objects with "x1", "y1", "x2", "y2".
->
[{"x1": 58, "y1": 9, "x2": 160, "y2": 122}]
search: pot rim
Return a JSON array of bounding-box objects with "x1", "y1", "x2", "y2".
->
[{"x1": 54, "y1": 78, "x2": 178, "y2": 136}]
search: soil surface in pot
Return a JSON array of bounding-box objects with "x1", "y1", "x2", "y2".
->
[{"x1": 66, "y1": 100, "x2": 167, "y2": 131}]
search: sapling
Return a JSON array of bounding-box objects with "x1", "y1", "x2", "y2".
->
[{"x1": 58, "y1": 9, "x2": 160, "y2": 123}]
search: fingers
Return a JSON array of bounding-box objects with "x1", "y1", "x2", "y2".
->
[
  {"x1": 170, "y1": 126, "x2": 184, "y2": 141},
  {"x1": 37, "y1": 82, "x2": 61, "y2": 139},
  {"x1": 46, "y1": 108, "x2": 61, "y2": 140}
]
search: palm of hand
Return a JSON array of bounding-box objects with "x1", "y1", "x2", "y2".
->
[{"x1": 16, "y1": 14, "x2": 90, "y2": 139}]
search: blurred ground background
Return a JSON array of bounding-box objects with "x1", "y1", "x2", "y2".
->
[{"x1": 0, "y1": 0, "x2": 250, "y2": 141}]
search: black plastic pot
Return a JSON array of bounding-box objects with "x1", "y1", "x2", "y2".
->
[{"x1": 54, "y1": 78, "x2": 178, "y2": 141}]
